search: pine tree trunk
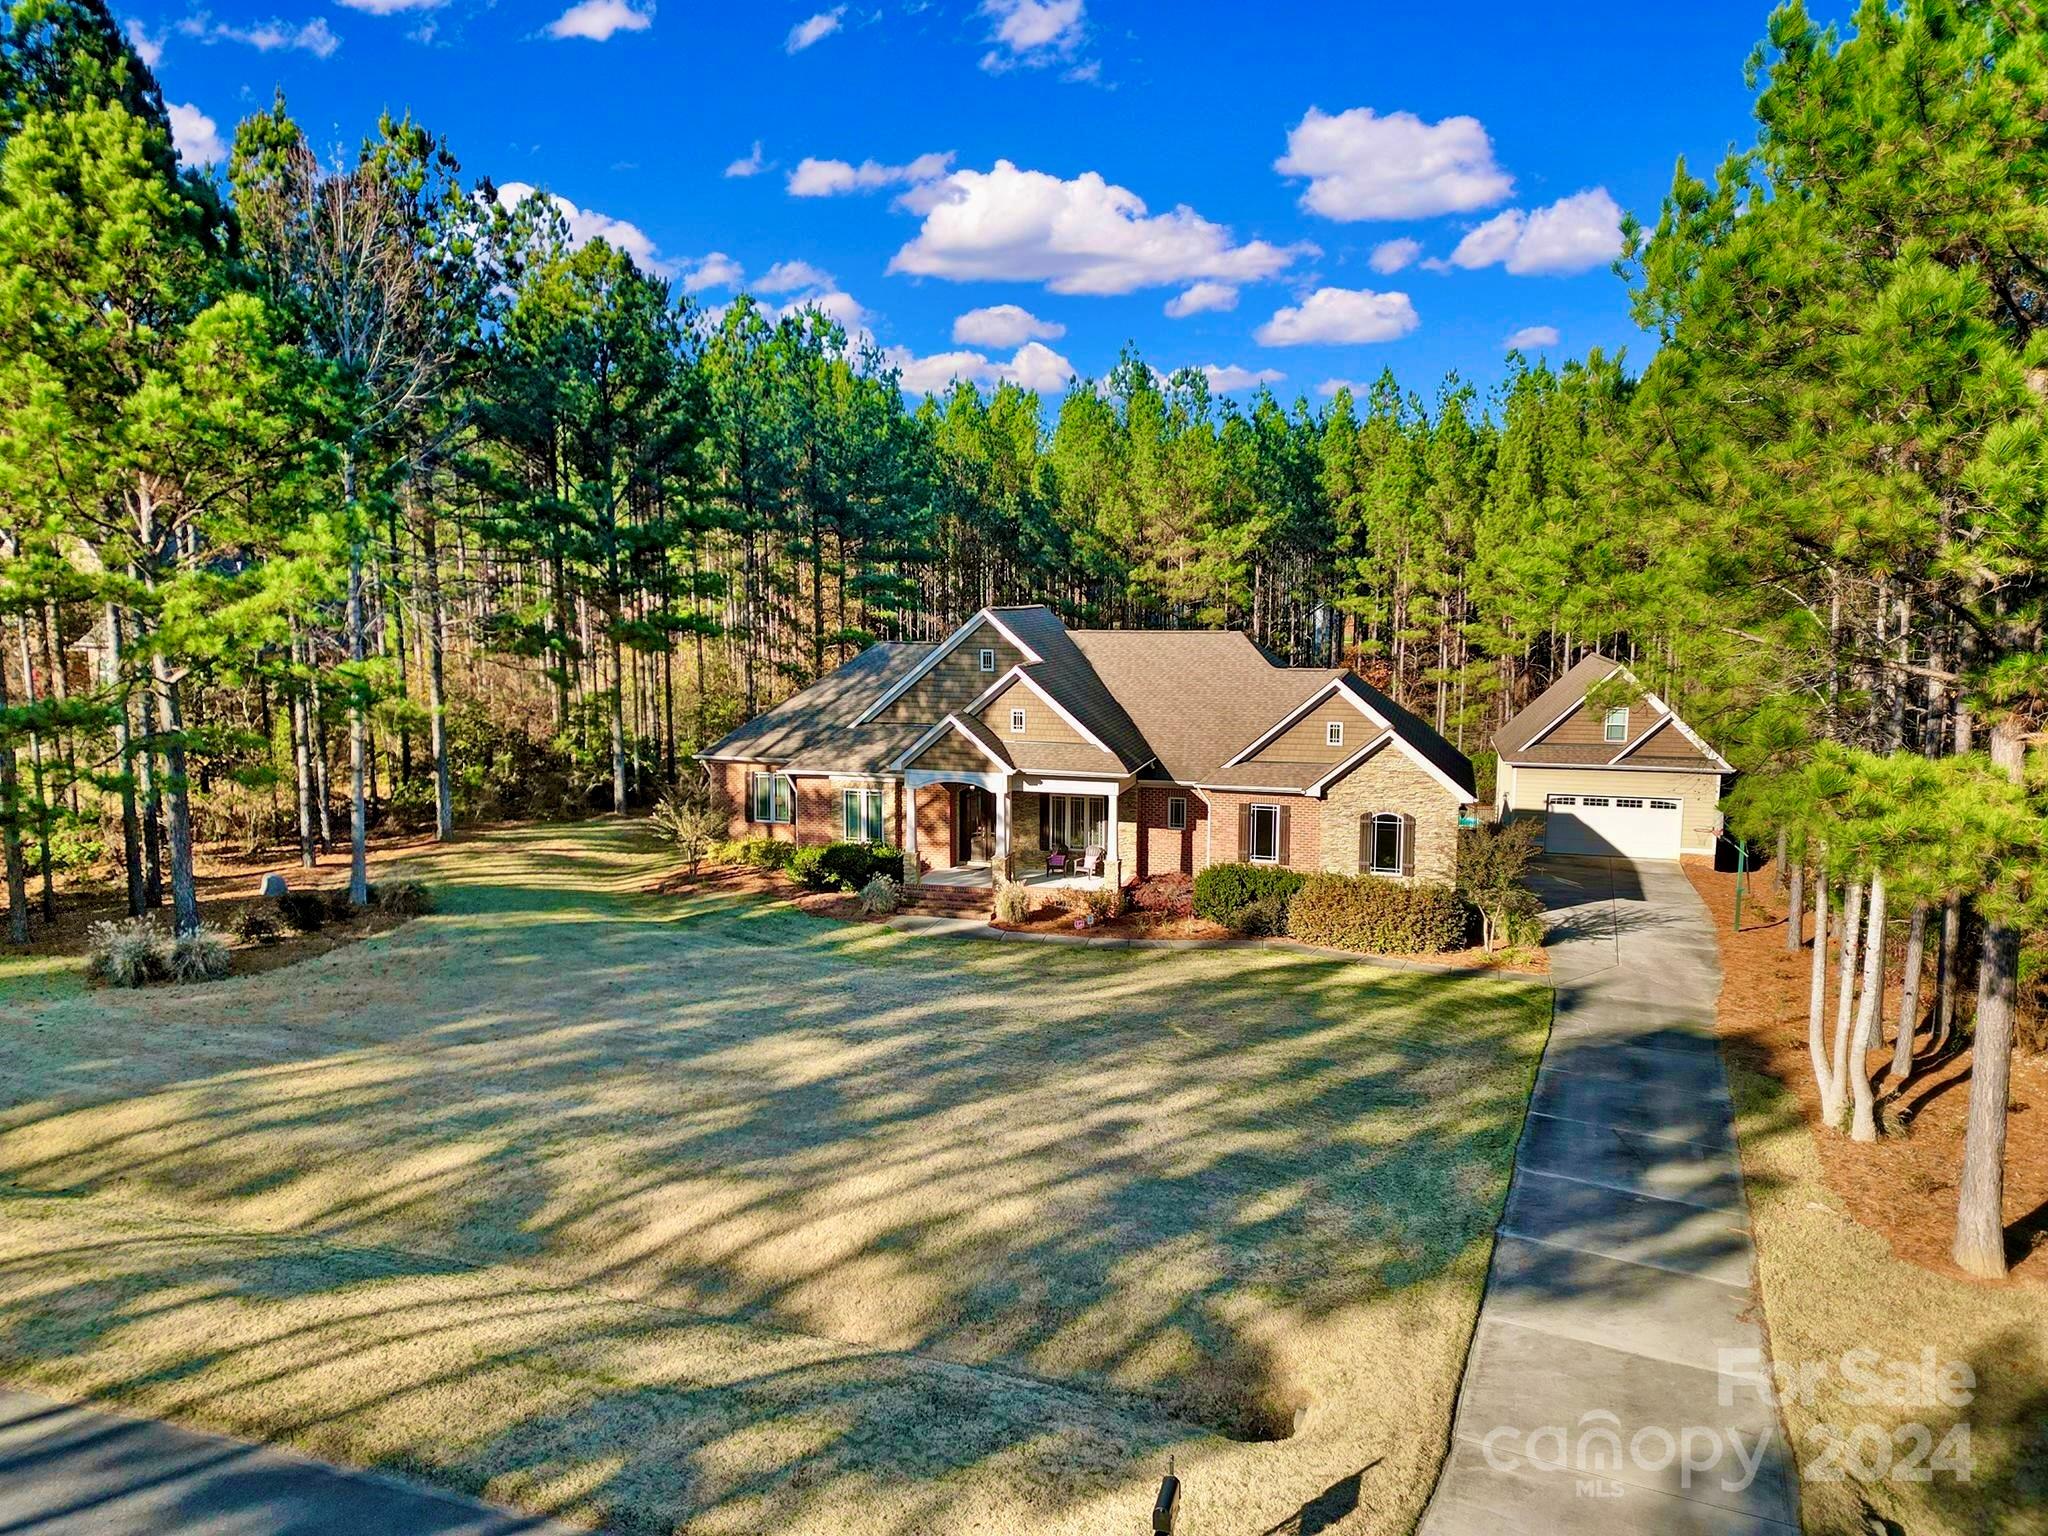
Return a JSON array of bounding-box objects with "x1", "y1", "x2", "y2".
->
[
  {"x1": 1953, "y1": 720, "x2": 2023, "y2": 1278},
  {"x1": 1935, "y1": 896, "x2": 1962, "y2": 1053},
  {"x1": 1774, "y1": 827, "x2": 1788, "y2": 893},
  {"x1": 17, "y1": 617, "x2": 55, "y2": 921},
  {"x1": 150, "y1": 647, "x2": 200, "y2": 938},
  {"x1": 1807, "y1": 868, "x2": 1830, "y2": 1100},
  {"x1": 1824, "y1": 874, "x2": 1864, "y2": 1127},
  {"x1": 290, "y1": 622, "x2": 316, "y2": 868},
  {"x1": 106, "y1": 604, "x2": 144, "y2": 914},
  {"x1": 1785, "y1": 856, "x2": 1805, "y2": 954},
  {"x1": 0, "y1": 645, "x2": 28, "y2": 943},
  {"x1": 346, "y1": 476, "x2": 371, "y2": 909},
  {"x1": 422, "y1": 510, "x2": 453, "y2": 840},
  {"x1": 1849, "y1": 872, "x2": 1885, "y2": 1142},
  {"x1": 1889, "y1": 902, "x2": 1927, "y2": 1088},
  {"x1": 136, "y1": 681, "x2": 163, "y2": 909},
  {"x1": 608, "y1": 630, "x2": 627, "y2": 813}
]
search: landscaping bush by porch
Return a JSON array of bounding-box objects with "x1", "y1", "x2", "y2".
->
[
  {"x1": 1191, "y1": 863, "x2": 1305, "y2": 921},
  {"x1": 790, "y1": 841, "x2": 905, "y2": 892},
  {"x1": 1285, "y1": 873, "x2": 1473, "y2": 954}
]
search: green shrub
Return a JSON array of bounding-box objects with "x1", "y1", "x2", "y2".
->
[
  {"x1": 1228, "y1": 896, "x2": 1290, "y2": 937},
  {"x1": 1285, "y1": 873, "x2": 1473, "y2": 954},
  {"x1": 647, "y1": 793, "x2": 723, "y2": 875},
  {"x1": 791, "y1": 841, "x2": 904, "y2": 892},
  {"x1": 857, "y1": 875, "x2": 899, "y2": 916},
  {"x1": 1191, "y1": 863, "x2": 1306, "y2": 921},
  {"x1": 1062, "y1": 883, "x2": 1125, "y2": 923},
  {"x1": 276, "y1": 890, "x2": 329, "y2": 932},
  {"x1": 370, "y1": 879, "x2": 434, "y2": 917},
  {"x1": 716, "y1": 837, "x2": 794, "y2": 871},
  {"x1": 230, "y1": 903, "x2": 282, "y2": 944},
  {"x1": 85, "y1": 917, "x2": 167, "y2": 987},
  {"x1": 167, "y1": 925, "x2": 233, "y2": 983}
]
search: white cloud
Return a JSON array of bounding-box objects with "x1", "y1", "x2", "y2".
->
[
  {"x1": 1164, "y1": 281, "x2": 1237, "y2": 318},
  {"x1": 1316, "y1": 378, "x2": 1372, "y2": 397},
  {"x1": 980, "y1": 0, "x2": 1083, "y2": 69},
  {"x1": 952, "y1": 304, "x2": 1064, "y2": 347},
  {"x1": 335, "y1": 0, "x2": 444, "y2": 12},
  {"x1": 167, "y1": 102, "x2": 226, "y2": 164},
  {"x1": 1450, "y1": 188, "x2": 1623, "y2": 275},
  {"x1": 1504, "y1": 324, "x2": 1560, "y2": 349},
  {"x1": 724, "y1": 141, "x2": 765, "y2": 178},
  {"x1": 754, "y1": 258, "x2": 835, "y2": 293},
  {"x1": 787, "y1": 151, "x2": 954, "y2": 198},
  {"x1": 1369, "y1": 238, "x2": 1420, "y2": 274},
  {"x1": 124, "y1": 17, "x2": 163, "y2": 66},
  {"x1": 681, "y1": 251, "x2": 744, "y2": 293},
  {"x1": 1198, "y1": 363, "x2": 1284, "y2": 393},
  {"x1": 176, "y1": 13, "x2": 339, "y2": 56},
  {"x1": 545, "y1": 0, "x2": 651, "y2": 41},
  {"x1": 1276, "y1": 106, "x2": 1512, "y2": 222},
  {"x1": 776, "y1": 289, "x2": 869, "y2": 334},
  {"x1": 1253, "y1": 286, "x2": 1418, "y2": 346},
  {"x1": 888, "y1": 339, "x2": 1075, "y2": 395},
  {"x1": 889, "y1": 159, "x2": 1309, "y2": 296},
  {"x1": 495, "y1": 182, "x2": 674, "y2": 277},
  {"x1": 785, "y1": 7, "x2": 843, "y2": 52}
]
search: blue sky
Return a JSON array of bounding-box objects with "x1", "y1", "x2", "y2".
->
[{"x1": 137, "y1": 1, "x2": 1814, "y2": 404}]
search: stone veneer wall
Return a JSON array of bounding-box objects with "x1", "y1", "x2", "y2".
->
[{"x1": 1318, "y1": 752, "x2": 1460, "y2": 885}]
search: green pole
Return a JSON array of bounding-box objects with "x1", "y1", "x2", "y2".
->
[{"x1": 1733, "y1": 838, "x2": 1748, "y2": 932}]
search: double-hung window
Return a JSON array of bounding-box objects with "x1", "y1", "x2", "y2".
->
[
  {"x1": 750, "y1": 772, "x2": 794, "y2": 825},
  {"x1": 1248, "y1": 803, "x2": 1281, "y2": 864},
  {"x1": 1603, "y1": 706, "x2": 1629, "y2": 742},
  {"x1": 978, "y1": 647, "x2": 997, "y2": 673},
  {"x1": 841, "y1": 787, "x2": 885, "y2": 843},
  {"x1": 1368, "y1": 812, "x2": 1404, "y2": 875}
]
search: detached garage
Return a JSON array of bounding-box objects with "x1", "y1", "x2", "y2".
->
[{"x1": 1493, "y1": 655, "x2": 1733, "y2": 861}]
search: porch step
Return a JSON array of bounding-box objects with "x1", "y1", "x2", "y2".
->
[{"x1": 900, "y1": 885, "x2": 991, "y2": 913}]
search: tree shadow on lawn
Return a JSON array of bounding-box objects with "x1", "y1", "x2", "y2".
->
[{"x1": 0, "y1": 821, "x2": 1554, "y2": 1534}]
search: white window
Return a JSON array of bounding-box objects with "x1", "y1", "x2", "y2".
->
[
  {"x1": 1547, "y1": 795, "x2": 1578, "y2": 806},
  {"x1": 1166, "y1": 796, "x2": 1187, "y2": 831},
  {"x1": 750, "y1": 772, "x2": 794, "y2": 825},
  {"x1": 978, "y1": 647, "x2": 996, "y2": 673},
  {"x1": 1616, "y1": 797, "x2": 1645, "y2": 809},
  {"x1": 1368, "y1": 812, "x2": 1403, "y2": 875},
  {"x1": 1010, "y1": 707, "x2": 1027, "y2": 733},
  {"x1": 1604, "y1": 706, "x2": 1629, "y2": 742},
  {"x1": 1650, "y1": 798, "x2": 1680, "y2": 810},
  {"x1": 1582, "y1": 796, "x2": 1610, "y2": 807},
  {"x1": 1046, "y1": 794, "x2": 1109, "y2": 852},
  {"x1": 841, "y1": 788, "x2": 884, "y2": 843},
  {"x1": 1248, "y1": 803, "x2": 1281, "y2": 864},
  {"x1": 1326, "y1": 720, "x2": 1344, "y2": 748}
]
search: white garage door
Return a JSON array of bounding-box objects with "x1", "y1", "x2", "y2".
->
[{"x1": 1544, "y1": 794, "x2": 1683, "y2": 859}]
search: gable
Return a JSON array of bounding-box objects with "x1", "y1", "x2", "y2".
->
[
  {"x1": 1543, "y1": 699, "x2": 1668, "y2": 749},
  {"x1": 1622, "y1": 716, "x2": 1721, "y2": 769},
  {"x1": 904, "y1": 731, "x2": 1002, "y2": 772},
  {"x1": 974, "y1": 676, "x2": 1089, "y2": 747},
  {"x1": 1244, "y1": 705, "x2": 1365, "y2": 765},
  {"x1": 873, "y1": 618, "x2": 1030, "y2": 724}
]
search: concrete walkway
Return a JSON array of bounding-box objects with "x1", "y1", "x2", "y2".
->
[
  {"x1": 1419, "y1": 856, "x2": 1800, "y2": 1536},
  {"x1": 0, "y1": 1385, "x2": 582, "y2": 1535}
]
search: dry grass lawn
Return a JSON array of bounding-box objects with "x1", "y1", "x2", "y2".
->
[{"x1": 0, "y1": 820, "x2": 1551, "y2": 1535}]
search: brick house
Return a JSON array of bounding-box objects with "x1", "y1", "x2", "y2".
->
[{"x1": 700, "y1": 605, "x2": 1477, "y2": 888}]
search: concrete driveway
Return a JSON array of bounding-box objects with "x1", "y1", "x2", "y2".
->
[
  {"x1": 1419, "y1": 855, "x2": 1801, "y2": 1535},
  {"x1": 0, "y1": 1386, "x2": 583, "y2": 1535}
]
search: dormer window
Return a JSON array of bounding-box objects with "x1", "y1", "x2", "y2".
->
[
  {"x1": 978, "y1": 647, "x2": 996, "y2": 672},
  {"x1": 1010, "y1": 707, "x2": 1027, "y2": 733},
  {"x1": 1326, "y1": 720, "x2": 1344, "y2": 748},
  {"x1": 1603, "y1": 706, "x2": 1629, "y2": 742}
]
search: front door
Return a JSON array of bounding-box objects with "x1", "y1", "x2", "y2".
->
[{"x1": 954, "y1": 787, "x2": 993, "y2": 864}]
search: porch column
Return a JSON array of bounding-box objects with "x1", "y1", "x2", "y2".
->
[
  {"x1": 902, "y1": 779, "x2": 919, "y2": 882},
  {"x1": 1104, "y1": 782, "x2": 1119, "y2": 887},
  {"x1": 995, "y1": 784, "x2": 1012, "y2": 876}
]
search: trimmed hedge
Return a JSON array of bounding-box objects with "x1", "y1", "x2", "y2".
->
[
  {"x1": 1191, "y1": 862, "x2": 1306, "y2": 921},
  {"x1": 1284, "y1": 873, "x2": 1473, "y2": 955},
  {"x1": 790, "y1": 841, "x2": 905, "y2": 892},
  {"x1": 717, "y1": 837, "x2": 795, "y2": 871}
]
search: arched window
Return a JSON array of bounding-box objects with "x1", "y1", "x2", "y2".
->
[{"x1": 1367, "y1": 812, "x2": 1404, "y2": 876}]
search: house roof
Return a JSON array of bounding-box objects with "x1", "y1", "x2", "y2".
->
[
  {"x1": 706, "y1": 610, "x2": 1476, "y2": 800},
  {"x1": 701, "y1": 642, "x2": 934, "y2": 763},
  {"x1": 1492, "y1": 652, "x2": 1731, "y2": 773}
]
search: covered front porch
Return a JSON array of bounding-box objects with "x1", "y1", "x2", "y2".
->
[{"x1": 903, "y1": 770, "x2": 1126, "y2": 889}]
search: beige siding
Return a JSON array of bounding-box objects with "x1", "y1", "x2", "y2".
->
[
  {"x1": 1319, "y1": 751, "x2": 1460, "y2": 885},
  {"x1": 1245, "y1": 704, "x2": 1362, "y2": 765},
  {"x1": 1504, "y1": 764, "x2": 1725, "y2": 854},
  {"x1": 905, "y1": 729, "x2": 997, "y2": 773},
  {"x1": 1542, "y1": 700, "x2": 1667, "y2": 749},
  {"x1": 973, "y1": 677, "x2": 1084, "y2": 745},
  {"x1": 874, "y1": 619, "x2": 1026, "y2": 723}
]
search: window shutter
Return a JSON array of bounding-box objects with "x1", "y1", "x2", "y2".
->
[
  {"x1": 1238, "y1": 803, "x2": 1250, "y2": 860},
  {"x1": 1038, "y1": 793, "x2": 1049, "y2": 850},
  {"x1": 1359, "y1": 816, "x2": 1371, "y2": 874},
  {"x1": 748, "y1": 773, "x2": 761, "y2": 823},
  {"x1": 1278, "y1": 804, "x2": 1292, "y2": 866},
  {"x1": 1401, "y1": 813, "x2": 1416, "y2": 877}
]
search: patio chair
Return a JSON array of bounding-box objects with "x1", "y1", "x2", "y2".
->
[
  {"x1": 1074, "y1": 844, "x2": 1106, "y2": 879},
  {"x1": 1045, "y1": 845, "x2": 1070, "y2": 875}
]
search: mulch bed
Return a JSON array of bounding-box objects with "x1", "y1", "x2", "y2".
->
[{"x1": 1685, "y1": 858, "x2": 2048, "y2": 1286}]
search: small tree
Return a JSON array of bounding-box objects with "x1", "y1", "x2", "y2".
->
[
  {"x1": 647, "y1": 792, "x2": 721, "y2": 879},
  {"x1": 1457, "y1": 820, "x2": 1541, "y2": 953}
]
